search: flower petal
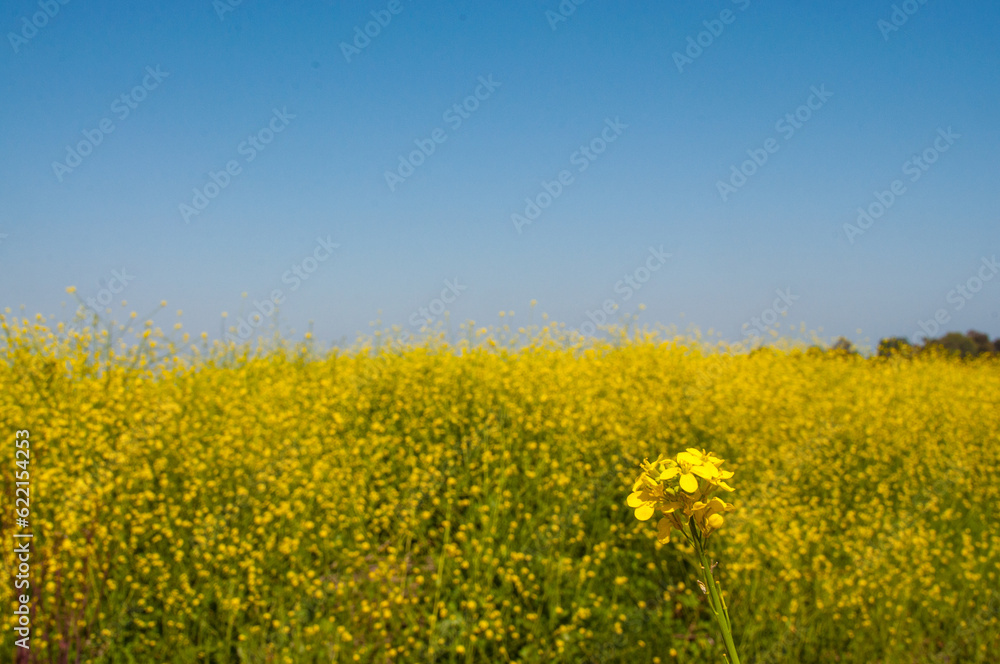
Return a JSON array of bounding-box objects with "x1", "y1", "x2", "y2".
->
[
  {"x1": 679, "y1": 473, "x2": 699, "y2": 493},
  {"x1": 635, "y1": 504, "x2": 655, "y2": 521},
  {"x1": 691, "y1": 463, "x2": 719, "y2": 480},
  {"x1": 708, "y1": 497, "x2": 728, "y2": 510},
  {"x1": 656, "y1": 518, "x2": 672, "y2": 543},
  {"x1": 627, "y1": 491, "x2": 645, "y2": 508},
  {"x1": 658, "y1": 467, "x2": 680, "y2": 481},
  {"x1": 677, "y1": 452, "x2": 701, "y2": 466}
]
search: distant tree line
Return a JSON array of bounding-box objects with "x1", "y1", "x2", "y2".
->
[
  {"x1": 825, "y1": 330, "x2": 1000, "y2": 358},
  {"x1": 874, "y1": 330, "x2": 1000, "y2": 358}
]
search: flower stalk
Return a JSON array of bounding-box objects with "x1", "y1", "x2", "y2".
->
[
  {"x1": 693, "y1": 525, "x2": 741, "y2": 664},
  {"x1": 627, "y1": 448, "x2": 742, "y2": 664}
]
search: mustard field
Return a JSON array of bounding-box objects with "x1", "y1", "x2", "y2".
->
[{"x1": 2, "y1": 312, "x2": 999, "y2": 663}]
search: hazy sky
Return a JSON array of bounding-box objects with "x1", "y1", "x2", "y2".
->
[{"x1": 2, "y1": 0, "x2": 999, "y2": 346}]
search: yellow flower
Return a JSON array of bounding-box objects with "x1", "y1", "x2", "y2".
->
[
  {"x1": 691, "y1": 497, "x2": 734, "y2": 538},
  {"x1": 656, "y1": 512, "x2": 686, "y2": 544},
  {"x1": 628, "y1": 449, "x2": 736, "y2": 539},
  {"x1": 627, "y1": 476, "x2": 666, "y2": 521}
]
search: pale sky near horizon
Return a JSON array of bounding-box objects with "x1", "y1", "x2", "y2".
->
[{"x1": 2, "y1": 0, "x2": 999, "y2": 347}]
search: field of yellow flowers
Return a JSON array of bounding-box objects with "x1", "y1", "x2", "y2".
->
[{"x1": 2, "y1": 310, "x2": 999, "y2": 663}]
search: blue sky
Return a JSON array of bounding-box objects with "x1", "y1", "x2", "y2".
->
[{"x1": 2, "y1": 0, "x2": 999, "y2": 347}]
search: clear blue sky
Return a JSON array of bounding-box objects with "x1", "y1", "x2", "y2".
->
[{"x1": 2, "y1": 0, "x2": 999, "y2": 347}]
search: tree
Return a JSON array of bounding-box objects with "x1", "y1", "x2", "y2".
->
[
  {"x1": 966, "y1": 330, "x2": 994, "y2": 355},
  {"x1": 877, "y1": 337, "x2": 912, "y2": 357},
  {"x1": 831, "y1": 337, "x2": 856, "y2": 354},
  {"x1": 925, "y1": 332, "x2": 978, "y2": 358}
]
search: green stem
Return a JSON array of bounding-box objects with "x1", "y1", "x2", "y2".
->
[{"x1": 694, "y1": 532, "x2": 741, "y2": 664}]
